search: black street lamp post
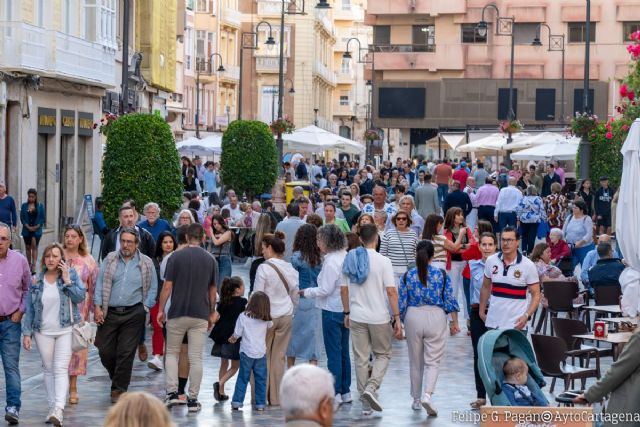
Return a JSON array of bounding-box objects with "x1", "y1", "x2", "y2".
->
[
  {"x1": 533, "y1": 24, "x2": 566, "y2": 125},
  {"x1": 238, "y1": 22, "x2": 276, "y2": 120},
  {"x1": 343, "y1": 37, "x2": 372, "y2": 161},
  {"x1": 195, "y1": 53, "x2": 225, "y2": 139},
  {"x1": 579, "y1": 0, "x2": 592, "y2": 180},
  {"x1": 477, "y1": 4, "x2": 515, "y2": 168}
]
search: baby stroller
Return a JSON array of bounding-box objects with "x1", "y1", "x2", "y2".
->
[{"x1": 477, "y1": 329, "x2": 549, "y2": 406}]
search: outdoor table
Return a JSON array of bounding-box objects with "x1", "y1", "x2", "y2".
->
[
  {"x1": 573, "y1": 332, "x2": 632, "y2": 361},
  {"x1": 582, "y1": 305, "x2": 622, "y2": 315}
]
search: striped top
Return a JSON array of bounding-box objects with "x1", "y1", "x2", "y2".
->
[
  {"x1": 430, "y1": 235, "x2": 448, "y2": 263},
  {"x1": 380, "y1": 229, "x2": 418, "y2": 273}
]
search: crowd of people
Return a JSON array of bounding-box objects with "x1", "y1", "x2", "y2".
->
[{"x1": 0, "y1": 152, "x2": 635, "y2": 427}]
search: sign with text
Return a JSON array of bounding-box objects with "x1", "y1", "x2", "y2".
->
[
  {"x1": 78, "y1": 112, "x2": 94, "y2": 136},
  {"x1": 61, "y1": 110, "x2": 75, "y2": 135},
  {"x1": 38, "y1": 107, "x2": 56, "y2": 134},
  {"x1": 478, "y1": 406, "x2": 592, "y2": 427}
]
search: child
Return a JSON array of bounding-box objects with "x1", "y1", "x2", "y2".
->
[
  {"x1": 501, "y1": 358, "x2": 548, "y2": 406},
  {"x1": 210, "y1": 277, "x2": 247, "y2": 402},
  {"x1": 229, "y1": 291, "x2": 273, "y2": 411}
]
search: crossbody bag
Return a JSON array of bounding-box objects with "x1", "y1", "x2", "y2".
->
[
  {"x1": 395, "y1": 229, "x2": 416, "y2": 269},
  {"x1": 265, "y1": 261, "x2": 298, "y2": 309}
]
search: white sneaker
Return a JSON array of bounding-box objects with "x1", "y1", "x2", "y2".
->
[
  {"x1": 147, "y1": 355, "x2": 163, "y2": 371},
  {"x1": 362, "y1": 390, "x2": 382, "y2": 412},
  {"x1": 411, "y1": 399, "x2": 422, "y2": 411},
  {"x1": 48, "y1": 407, "x2": 63, "y2": 426},
  {"x1": 421, "y1": 394, "x2": 438, "y2": 416},
  {"x1": 333, "y1": 393, "x2": 343, "y2": 411},
  {"x1": 341, "y1": 392, "x2": 353, "y2": 403}
]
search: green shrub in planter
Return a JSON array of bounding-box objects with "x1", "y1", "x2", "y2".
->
[
  {"x1": 101, "y1": 113, "x2": 183, "y2": 227},
  {"x1": 220, "y1": 120, "x2": 278, "y2": 199}
]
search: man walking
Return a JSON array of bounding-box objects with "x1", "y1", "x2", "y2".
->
[
  {"x1": 94, "y1": 228, "x2": 158, "y2": 403},
  {"x1": 138, "y1": 202, "x2": 172, "y2": 242},
  {"x1": 464, "y1": 177, "x2": 478, "y2": 231},
  {"x1": 341, "y1": 224, "x2": 402, "y2": 415},
  {"x1": 101, "y1": 205, "x2": 155, "y2": 260},
  {"x1": 275, "y1": 203, "x2": 305, "y2": 261},
  {"x1": 414, "y1": 173, "x2": 440, "y2": 220},
  {"x1": 541, "y1": 164, "x2": 561, "y2": 197},
  {"x1": 433, "y1": 160, "x2": 452, "y2": 206},
  {"x1": 475, "y1": 177, "x2": 499, "y2": 230},
  {"x1": 494, "y1": 177, "x2": 522, "y2": 234},
  {"x1": 0, "y1": 184, "x2": 17, "y2": 236},
  {"x1": 158, "y1": 223, "x2": 217, "y2": 412},
  {"x1": 0, "y1": 223, "x2": 30, "y2": 424},
  {"x1": 442, "y1": 181, "x2": 472, "y2": 218},
  {"x1": 479, "y1": 226, "x2": 541, "y2": 331}
]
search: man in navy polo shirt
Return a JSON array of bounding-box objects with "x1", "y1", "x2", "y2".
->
[{"x1": 479, "y1": 226, "x2": 541, "y2": 331}]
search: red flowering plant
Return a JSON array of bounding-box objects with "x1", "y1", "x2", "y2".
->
[
  {"x1": 364, "y1": 128, "x2": 380, "y2": 141},
  {"x1": 95, "y1": 113, "x2": 119, "y2": 136},
  {"x1": 269, "y1": 116, "x2": 295, "y2": 134}
]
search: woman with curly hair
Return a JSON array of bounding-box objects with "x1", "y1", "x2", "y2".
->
[
  {"x1": 354, "y1": 213, "x2": 374, "y2": 234},
  {"x1": 287, "y1": 224, "x2": 323, "y2": 367}
]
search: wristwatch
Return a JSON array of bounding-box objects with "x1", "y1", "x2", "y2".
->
[{"x1": 343, "y1": 311, "x2": 350, "y2": 316}]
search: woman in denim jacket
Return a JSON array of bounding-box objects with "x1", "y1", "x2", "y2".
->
[{"x1": 22, "y1": 243, "x2": 85, "y2": 426}]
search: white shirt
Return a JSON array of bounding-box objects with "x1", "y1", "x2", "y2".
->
[
  {"x1": 304, "y1": 250, "x2": 347, "y2": 313},
  {"x1": 342, "y1": 249, "x2": 395, "y2": 324},
  {"x1": 233, "y1": 313, "x2": 273, "y2": 359},
  {"x1": 254, "y1": 258, "x2": 299, "y2": 318},
  {"x1": 41, "y1": 279, "x2": 71, "y2": 335},
  {"x1": 222, "y1": 204, "x2": 243, "y2": 223},
  {"x1": 495, "y1": 185, "x2": 523, "y2": 214},
  {"x1": 483, "y1": 252, "x2": 539, "y2": 330}
]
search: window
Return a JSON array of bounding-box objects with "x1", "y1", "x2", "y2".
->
[
  {"x1": 461, "y1": 24, "x2": 486, "y2": 43},
  {"x1": 374, "y1": 25, "x2": 390, "y2": 45},
  {"x1": 196, "y1": 0, "x2": 208, "y2": 12},
  {"x1": 260, "y1": 86, "x2": 279, "y2": 124},
  {"x1": 83, "y1": 0, "x2": 97, "y2": 41},
  {"x1": 623, "y1": 22, "x2": 640, "y2": 41},
  {"x1": 196, "y1": 30, "x2": 206, "y2": 61},
  {"x1": 574, "y1": 88, "x2": 594, "y2": 114},
  {"x1": 568, "y1": 22, "x2": 596, "y2": 43},
  {"x1": 63, "y1": 0, "x2": 77, "y2": 35},
  {"x1": 498, "y1": 88, "x2": 518, "y2": 120},
  {"x1": 339, "y1": 125, "x2": 351, "y2": 139},
  {"x1": 513, "y1": 23, "x2": 540, "y2": 45},
  {"x1": 185, "y1": 28, "x2": 193, "y2": 70},
  {"x1": 535, "y1": 89, "x2": 556, "y2": 121},
  {"x1": 340, "y1": 95, "x2": 350, "y2": 106},
  {"x1": 412, "y1": 25, "x2": 435, "y2": 51}
]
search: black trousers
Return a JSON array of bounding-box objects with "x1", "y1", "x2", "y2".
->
[
  {"x1": 470, "y1": 307, "x2": 488, "y2": 399},
  {"x1": 95, "y1": 304, "x2": 146, "y2": 392},
  {"x1": 521, "y1": 222, "x2": 538, "y2": 255},
  {"x1": 477, "y1": 205, "x2": 496, "y2": 231}
]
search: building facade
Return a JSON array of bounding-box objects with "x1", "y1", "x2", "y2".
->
[{"x1": 366, "y1": 0, "x2": 638, "y2": 159}]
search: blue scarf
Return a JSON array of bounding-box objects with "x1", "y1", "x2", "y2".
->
[{"x1": 342, "y1": 247, "x2": 369, "y2": 285}]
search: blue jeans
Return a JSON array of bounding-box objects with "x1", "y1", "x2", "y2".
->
[
  {"x1": 321, "y1": 310, "x2": 351, "y2": 395},
  {"x1": 462, "y1": 277, "x2": 471, "y2": 316},
  {"x1": 437, "y1": 184, "x2": 449, "y2": 207},
  {"x1": 216, "y1": 255, "x2": 232, "y2": 285},
  {"x1": 232, "y1": 353, "x2": 267, "y2": 408},
  {"x1": 0, "y1": 320, "x2": 22, "y2": 409},
  {"x1": 497, "y1": 211, "x2": 517, "y2": 233}
]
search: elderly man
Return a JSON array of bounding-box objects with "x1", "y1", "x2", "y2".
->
[
  {"x1": 464, "y1": 177, "x2": 478, "y2": 231},
  {"x1": 281, "y1": 365, "x2": 335, "y2": 427},
  {"x1": 138, "y1": 202, "x2": 173, "y2": 242},
  {"x1": 443, "y1": 181, "x2": 472, "y2": 218},
  {"x1": 588, "y1": 242, "x2": 625, "y2": 290},
  {"x1": 222, "y1": 190, "x2": 244, "y2": 224},
  {"x1": 580, "y1": 234, "x2": 619, "y2": 292},
  {"x1": 494, "y1": 177, "x2": 522, "y2": 233},
  {"x1": 362, "y1": 185, "x2": 397, "y2": 218},
  {"x1": 94, "y1": 227, "x2": 158, "y2": 403},
  {"x1": 0, "y1": 223, "x2": 31, "y2": 423}
]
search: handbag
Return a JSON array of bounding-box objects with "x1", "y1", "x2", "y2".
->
[
  {"x1": 395, "y1": 229, "x2": 416, "y2": 270},
  {"x1": 69, "y1": 296, "x2": 97, "y2": 352},
  {"x1": 265, "y1": 261, "x2": 299, "y2": 309}
]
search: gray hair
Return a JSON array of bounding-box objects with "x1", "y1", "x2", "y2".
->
[
  {"x1": 526, "y1": 185, "x2": 538, "y2": 196},
  {"x1": 398, "y1": 195, "x2": 415, "y2": 208},
  {"x1": 143, "y1": 202, "x2": 160, "y2": 214},
  {"x1": 0, "y1": 222, "x2": 11, "y2": 239},
  {"x1": 281, "y1": 365, "x2": 334, "y2": 419},
  {"x1": 549, "y1": 228, "x2": 563, "y2": 238},
  {"x1": 317, "y1": 224, "x2": 347, "y2": 252},
  {"x1": 173, "y1": 209, "x2": 195, "y2": 227},
  {"x1": 508, "y1": 176, "x2": 517, "y2": 185}
]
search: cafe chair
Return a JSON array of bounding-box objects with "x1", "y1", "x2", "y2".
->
[
  {"x1": 551, "y1": 318, "x2": 612, "y2": 367},
  {"x1": 531, "y1": 334, "x2": 600, "y2": 394},
  {"x1": 594, "y1": 285, "x2": 622, "y2": 307},
  {"x1": 534, "y1": 281, "x2": 581, "y2": 335}
]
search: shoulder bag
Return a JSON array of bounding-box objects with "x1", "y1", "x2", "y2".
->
[
  {"x1": 395, "y1": 229, "x2": 416, "y2": 270},
  {"x1": 265, "y1": 261, "x2": 299, "y2": 308},
  {"x1": 69, "y1": 296, "x2": 97, "y2": 352}
]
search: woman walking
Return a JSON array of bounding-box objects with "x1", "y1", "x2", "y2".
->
[
  {"x1": 253, "y1": 232, "x2": 299, "y2": 406},
  {"x1": 576, "y1": 179, "x2": 595, "y2": 218},
  {"x1": 63, "y1": 225, "x2": 98, "y2": 404},
  {"x1": 562, "y1": 200, "x2": 594, "y2": 267},
  {"x1": 399, "y1": 240, "x2": 459, "y2": 417},
  {"x1": 380, "y1": 212, "x2": 418, "y2": 285},
  {"x1": 20, "y1": 188, "x2": 45, "y2": 272},
  {"x1": 22, "y1": 243, "x2": 85, "y2": 426},
  {"x1": 544, "y1": 182, "x2": 568, "y2": 230},
  {"x1": 516, "y1": 186, "x2": 547, "y2": 255},
  {"x1": 287, "y1": 225, "x2": 322, "y2": 367},
  {"x1": 210, "y1": 215, "x2": 234, "y2": 284}
]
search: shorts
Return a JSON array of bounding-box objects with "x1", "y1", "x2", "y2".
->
[
  {"x1": 211, "y1": 341, "x2": 240, "y2": 360},
  {"x1": 22, "y1": 232, "x2": 41, "y2": 246},
  {"x1": 596, "y1": 214, "x2": 611, "y2": 228},
  {"x1": 162, "y1": 327, "x2": 189, "y2": 344}
]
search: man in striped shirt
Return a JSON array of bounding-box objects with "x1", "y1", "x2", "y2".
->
[{"x1": 478, "y1": 227, "x2": 541, "y2": 331}]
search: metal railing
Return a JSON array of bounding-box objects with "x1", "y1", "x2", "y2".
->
[{"x1": 374, "y1": 44, "x2": 436, "y2": 53}]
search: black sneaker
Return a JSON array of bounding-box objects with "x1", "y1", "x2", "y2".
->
[
  {"x1": 187, "y1": 399, "x2": 202, "y2": 413},
  {"x1": 165, "y1": 392, "x2": 182, "y2": 407}
]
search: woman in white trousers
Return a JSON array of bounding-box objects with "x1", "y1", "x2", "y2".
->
[{"x1": 22, "y1": 243, "x2": 85, "y2": 426}]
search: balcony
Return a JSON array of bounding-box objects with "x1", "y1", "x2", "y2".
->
[
  {"x1": 256, "y1": 56, "x2": 287, "y2": 74},
  {"x1": 257, "y1": 0, "x2": 288, "y2": 17},
  {"x1": 336, "y1": 68, "x2": 355, "y2": 84},
  {"x1": 221, "y1": 7, "x2": 242, "y2": 28},
  {"x1": 221, "y1": 64, "x2": 240, "y2": 82},
  {"x1": 372, "y1": 44, "x2": 464, "y2": 72},
  {"x1": 334, "y1": 4, "x2": 365, "y2": 21},
  {"x1": 314, "y1": 9, "x2": 335, "y2": 37},
  {"x1": 334, "y1": 102, "x2": 354, "y2": 117},
  {"x1": 313, "y1": 60, "x2": 337, "y2": 86},
  {"x1": 316, "y1": 116, "x2": 338, "y2": 134},
  {"x1": 0, "y1": 21, "x2": 116, "y2": 87},
  {"x1": 366, "y1": 0, "x2": 466, "y2": 15}
]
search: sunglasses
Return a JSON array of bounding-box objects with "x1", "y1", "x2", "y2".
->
[{"x1": 396, "y1": 217, "x2": 409, "y2": 221}]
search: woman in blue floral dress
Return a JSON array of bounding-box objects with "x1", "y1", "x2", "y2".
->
[
  {"x1": 286, "y1": 224, "x2": 323, "y2": 366},
  {"x1": 516, "y1": 185, "x2": 547, "y2": 255}
]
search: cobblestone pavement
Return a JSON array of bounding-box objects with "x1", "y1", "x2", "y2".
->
[{"x1": 1, "y1": 261, "x2": 608, "y2": 426}]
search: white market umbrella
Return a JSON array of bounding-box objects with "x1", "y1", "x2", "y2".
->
[
  {"x1": 457, "y1": 133, "x2": 529, "y2": 153},
  {"x1": 510, "y1": 140, "x2": 579, "y2": 161},
  {"x1": 283, "y1": 125, "x2": 365, "y2": 154},
  {"x1": 176, "y1": 134, "x2": 222, "y2": 155},
  {"x1": 617, "y1": 118, "x2": 640, "y2": 316},
  {"x1": 507, "y1": 132, "x2": 579, "y2": 151}
]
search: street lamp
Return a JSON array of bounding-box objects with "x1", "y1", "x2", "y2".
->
[
  {"x1": 532, "y1": 24, "x2": 566, "y2": 125},
  {"x1": 477, "y1": 4, "x2": 516, "y2": 168},
  {"x1": 195, "y1": 52, "x2": 225, "y2": 138},
  {"x1": 284, "y1": 78, "x2": 295, "y2": 94},
  {"x1": 238, "y1": 22, "x2": 276, "y2": 120},
  {"x1": 580, "y1": 0, "x2": 592, "y2": 180},
  {"x1": 343, "y1": 37, "x2": 373, "y2": 160}
]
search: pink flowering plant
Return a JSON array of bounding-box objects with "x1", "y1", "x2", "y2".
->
[
  {"x1": 95, "y1": 113, "x2": 119, "y2": 136},
  {"x1": 269, "y1": 116, "x2": 295, "y2": 134},
  {"x1": 499, "y1": 119, "x2": 523, "y2": 134},
  {"x1": 364, "y1": 128, "x2": 380, "y2": 141}
]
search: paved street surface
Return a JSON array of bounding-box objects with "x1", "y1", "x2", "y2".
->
[{"x1": 1, "y1": 261, "x2": 608, "y2": 427}]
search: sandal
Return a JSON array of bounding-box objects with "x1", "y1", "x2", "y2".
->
[
  {"x1": 69, "y1": 391, "x2": 79, "y2": 404},
  {"x1": 470, "y1": 399, "x2": 486, "y2": 409}
]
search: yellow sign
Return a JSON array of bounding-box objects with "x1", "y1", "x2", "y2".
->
[
  {"x1": 39, "y1": 115, "x2": 56, "y2": 127},
  {"x1": 62, "y1": 116, "x2": 75, "y2": 127},
  {"x1": 79, "y1": 118, "x2": 93, "y2": 129}
]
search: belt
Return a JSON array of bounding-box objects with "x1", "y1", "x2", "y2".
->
[
  {"x1": 478, "y1": 205, "x2": 494, "y2": 208},
  {"x1": 470, "y1": 304, "x2": 480, "y2": 309},
  {"x1": 109, "y1": 303, "x2": 142, "y2": 313},
  {"x1": 0, "y1": 315, "x2": 12, "y2": 322}
]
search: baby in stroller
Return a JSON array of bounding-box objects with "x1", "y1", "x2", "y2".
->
[{"x1": 502, "y1": 358, "x2": 548, "y2": 406}]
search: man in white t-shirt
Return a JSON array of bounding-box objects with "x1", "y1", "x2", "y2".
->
[
  {"x1": 341, "y1": 224, "x2": 403, "y2": 415},
  {"x1": 479, "y1": 226, "x2": 541, "y2": 331}
]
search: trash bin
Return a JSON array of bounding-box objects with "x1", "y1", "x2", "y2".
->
[{"x1": 285, "y1": 181, "x2": 311, "y2": 204}]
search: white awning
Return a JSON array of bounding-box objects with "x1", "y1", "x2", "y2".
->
[{"x1": 440, "y1": 133, "x2": 466, "y2": 151}]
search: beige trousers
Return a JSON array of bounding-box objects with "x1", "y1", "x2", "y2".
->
[
  {"x1": 350, "y1": 319, "x2": 393, "y2": 396},
  {"x1": 265, "y1": 315, "x2": 292, "y2": 405},
  {"x1": 165, "y1": 316, "x2": 208, "y2": 399},
  {"x1": 404, "y1": 305, "x2": 448, "y2": 399}
]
